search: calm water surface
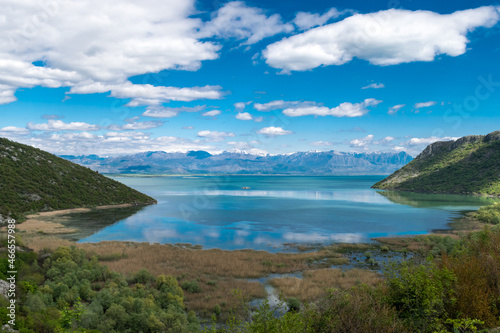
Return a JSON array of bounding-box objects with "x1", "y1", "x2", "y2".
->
[{"x1": 74, "y1": 175, "x2": 499, "y2": 252}]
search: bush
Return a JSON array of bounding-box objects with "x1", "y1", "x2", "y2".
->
[
  {"x1": 474, "y1": 203, "x2": 500, "y2": 225},
  {"x1": 287, "y1": 297, "x2": 300, "y2": 312},
  {"x1": 385, "y1": 260, "x2": 455, "y2": 332},
  {"x1": 309, "y1": 286, "x2": 406, "y2": 333},
  {"x1": 181, "y1": 280, "x2": 201, "y2": 293}
]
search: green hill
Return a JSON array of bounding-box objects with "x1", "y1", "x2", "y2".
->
[
  {"x1": 0, "y1": 137, "x2": 156, "y2": 220},
  {"x1": 372, "y1": 131, "x2": 500, "y2": 196}
]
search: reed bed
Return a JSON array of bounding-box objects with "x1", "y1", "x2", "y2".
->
[{"x1": 269, "y1": 268, "x2": 381, "y2": 301}]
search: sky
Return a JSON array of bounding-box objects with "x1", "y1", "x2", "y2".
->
[{"x1": 0, "y1": 0, "x2": 499, "y2": 157}]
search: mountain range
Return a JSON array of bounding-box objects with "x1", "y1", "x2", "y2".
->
[{"x1": 60, "y1": 150, "x2": 414, "y2": 175}]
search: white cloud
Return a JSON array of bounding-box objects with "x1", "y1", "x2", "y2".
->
[
  {"x1": 0, "y1": 0, "x2": 221, "y2": 105},
  {"x1": 197, "y1": 130, "x2": 235, "y2": 142},
  {"x1": 7, "y1": 132, "x2": 216, "y2": 156},
  {"x1": 0, "y1": 86, "x2": 17, "y2": 105},
  {"x1": 0, "y1": 126, "x2": 30, "y2": 135},
  {"x1": 70, "y1": 82, "x2": 223, "y2": 107},
  {"x1": 350, "y1": 134, "x2": 374, "y2": 147},
  {"x1": 257, "y1": 126, "x2": 293, "y2": 136},
  {"x1": 375, "y1": 136, "x2": 395, "y2": 145},
  {"x1": 105, "y1": 132, "x2": 149, "y2": 138},
  {"x1": 392, "y1": 146, "x2": 406, "y2": 152},
  {"x1": 388, "y1": 104, "x2": 405, "y2": 115},
  {"x1": 310, "y1": 141, "x2": 333, "y2": 146},
  {"x1": 408, "y1": 136, "x2": 458, "y2": 146},
  {"x1": 414, "y1": 101, "x2": 437, "y2": 109},
  {"x1": 182, "y1": 126, "x2": 194, "y2": 130},
  {"x1": 264, "y1": 6, "x2": 500, "y2": 71},
  {"x1": 236, "y1": 112, "x2": 254, "y2": 120},
  {"x1": 254, "y1": 100, "x2": 290, "y2": 111},
  {"x1": 234, "y1": 101, "x2": 252, "y2": 110},
  {"x1": 203, "y1": 110, "x2": 221, "y2": 117},
  {"x1": 294, "y1": 8, "x2": 349, "y2": 30},
  {"x1": 254, "y1": 116, "x2": 264, "y2": 122},
  {"x1": 27, "y1": 120, "x2": 100, "y2": 131},
  {"x1": 201, "y1": 1, "x2": 293, "y2": 45},
  {"x1": 362, "y1": 83, "x2": 385, "y2": 89},
  {"x1": 283, "y1": 98, "x2": 381, "y2": 117},
  {"x1": 227, "y1": 141, "x2": 267, "y2": 155},
  {"x1": 120, "y1": 121, "x2": 164, "y2": 130},
  {"x1": 142, "y1": 105, "x2": 205, "y2": 118}
]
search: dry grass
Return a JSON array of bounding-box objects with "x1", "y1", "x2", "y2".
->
[
  {"x1": 182, "y1": 277, "x2": 265, "y2": 317},
  {"x1": 66, "y1": 242, "x2": 342, "y2": 279},
  {"x1": 21, "y1": 235, "x2": 354, "y2": 315},
  {"x1": 14, "y1": 219, "x2": 78, "y2": 234},
  {"x1": 269, "y1": 268, "x2": 382, "y2": 301}
]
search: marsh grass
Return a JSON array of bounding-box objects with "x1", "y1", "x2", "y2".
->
[
  {"x1": 21, "y1": 235, "x2": 358, "y2": 316},
  {"x1": 269, "y1": 268, "x2": 381, "y2": 301}
]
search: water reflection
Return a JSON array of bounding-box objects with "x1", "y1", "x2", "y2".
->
[
  {"x1": 165, "y1": 189, "x2": 389, "y2": 204},
  {"x1": 377, "y1": 190, "x2": 498, "y2": 209},
  {"x1": 63, "y1": 176, "x2": 500, "y2": 252}
]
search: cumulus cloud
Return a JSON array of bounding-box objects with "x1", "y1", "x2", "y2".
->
[
  {"x1": 201, "y1": 1, "x2": 293, "y2": 45},
  {"x1": 236, "y1": 112, "x2": 254, "y2": 120},
  {"x1": 408, "y1": 136, "x2": 458, "y2": 146},
  {"x1": 264, "y1": 6, "x2": 500, "y2": 71},
  {"x1": 350, "y1": 134, "x2": 374, "y2": 148},
  {"x1": 254, "y1": 100, "x2": 292, "y2": 111},
  {"x1": 69, "y1": 82, "x2": 223, "y2": 107},
  {"x1": 5, "y1": 131, "x2": 215, "y2": 156},
  {"x1": 0, "y1": 126, "x2": 30, "y2": 136},
  {"x1": 414, "y1": 101, "x2": 437, "y2": 109},
  {"x1": 203, "y1": 110, "x2": 221, "y2": 117},
  {"x1": 283, "y1": 98, "x2": 381, "y2": 117},
  {"x1": 392, "y1": 146, "x2": 406, "y2": 152},
  {"x1": 120, "y1": 121, "x2": 164, "y2": 130},
  {"x1": 310, "y1": 141, "x2": 333, "y2": 146},
  {"x1": 294, "y1": 8, "x2": 350, "y2": 30},
  {"x1": 388, "y1": 104, "x2": 405, "y2": 115},
  {"x1": 227, "y1": 141, "x2": 267, "y2": 155},
  {"x1": 142, "y1": 105, "x2": 205, "y2": 118},
  {"x1": 0, "y1": 0, "x2": 221, "y2": 105},
  {"x1": 375, "y1": 136, "x2": 395, "y2": 145},
  {"x1": 197, "y1": 130, "x2": 235, "y2": 142},
  {"x1": 27, "y1": 120, "x2": 100, "y2": 131},
  {"x1": 257, "y1": 126, "x2": 293, "y2": 136},
  {"x1": 362, "y1": 83, "x2": 385, "y2": 89}
]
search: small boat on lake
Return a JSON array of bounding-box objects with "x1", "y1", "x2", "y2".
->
[{"x1": 241, "y1": 186, "x2": 251, "y2": 190}]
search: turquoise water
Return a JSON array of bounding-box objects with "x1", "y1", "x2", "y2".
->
[{"x1": 77, "y1": 175, "x2": 499, "y2": 252}]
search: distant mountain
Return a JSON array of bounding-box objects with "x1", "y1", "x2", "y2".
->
[
  {"x1": 0, "y1": 138, "x2": 156, "y2": 220},
  {"x1": 61, "y1": 150, "x2": 413, "y2": 175},
  {"x1": 373, "y1": 131, "x2": 500, "y2": 196}
]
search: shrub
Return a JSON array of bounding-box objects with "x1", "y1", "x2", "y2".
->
[
  {"x1": 385, "y1": 260, "x2": 455, "y2": 332},
  {"x1": 287, "y1": 297, "x2": 301, "y2": 312},
  {"x1": 181, "y1": 280, "x2": 201, "y2": 293},
  {"x1": 308, "y1": 286, "x2": 406, "y2": 333}
]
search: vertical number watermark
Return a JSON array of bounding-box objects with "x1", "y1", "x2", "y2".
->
[{"x1": 6, "y1": 218, "x2": 17, "y2": 328}]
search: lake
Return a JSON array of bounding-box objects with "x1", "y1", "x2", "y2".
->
[{"x1": 70, "y1": 175, "x2": 499, "y2": 252}]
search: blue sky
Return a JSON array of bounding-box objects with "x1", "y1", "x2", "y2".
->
[{"x1": 0, "y1": 0, "x2": 499, "y2": 156}]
